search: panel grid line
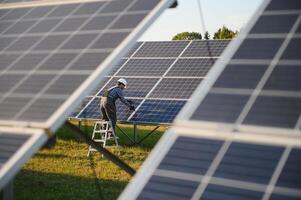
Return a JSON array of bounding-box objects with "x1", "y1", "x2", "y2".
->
[
  {"x1": 191, "y1": 141, "x2": 232, "y2": 200},
  {"x1": 127, "y1": 40, "x2": 193, "y2": 121},
  {"x1": 262, "y1": 147, "x2": 292, "y2": 200},
  {"x1": 234, "y1": 14, "x2": 301, "y2": 130}
]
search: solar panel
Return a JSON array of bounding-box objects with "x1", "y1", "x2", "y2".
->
[
  {"x1": 177, "y1": 0, "x2": 301, "y2": 131},
  {"x1": 120, "y1": 130, "x2": 301, "y2": 199},
  {"x1": 120, "y1": 0, "x2": 301, "y2": 199},
  {"x1": 74, "y1": 40, "x2": 229, "y2": 124},
  {"x1": 0, "y1": 127, "x2": 46, "y2": 190},
  {"x1": 0, "y1": 0, "x2": 174, "y2": 191},
  {"x1": 0, "y1": 0, "x2": 173, "y2": 131}
]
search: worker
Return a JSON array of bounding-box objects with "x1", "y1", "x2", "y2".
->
[{"x1": 100, "y1": 78, "x2": 135, "y2": 131}]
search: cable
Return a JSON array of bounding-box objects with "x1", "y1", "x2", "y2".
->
[{"x1": 196, "y1": 0, "x2": 215, "y2": 65}]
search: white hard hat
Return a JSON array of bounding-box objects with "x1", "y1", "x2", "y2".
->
[{"x1": 118, "y1": 78, "x2": 127, "y2": 88}]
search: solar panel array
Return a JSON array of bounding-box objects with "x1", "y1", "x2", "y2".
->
[
  {"x1": 119, "y1": 0, "x2": 301, "y2": 199},
  {"x1": 0, "y1": 0, "x2": 174, "y2": 191},
  {"x1": 73, "y1": 40, "x2": 229, "y2": 124}
]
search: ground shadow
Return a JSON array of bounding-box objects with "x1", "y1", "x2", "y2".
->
[{"x1": 15, "y1": 169, "x2": 127, "y2": 200}]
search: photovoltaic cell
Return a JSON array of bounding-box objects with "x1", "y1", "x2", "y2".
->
[
  {"x1": 213, "y1": 64, "x2": 268, "y2": 89},
  {"x1": 191, "y1": 93, "x2": 250, "y2": 123},
  {"x1": 281, "y1": 38, "x2": 301, "y2": 60},
  {"x1": 149, "y1": 78, "x2": 202, "y2": 99},
  {"x1": 266, "y1": 0, "x2": 301, "y2": 10},
  {"x1": 202, "y1": 184, "x2": 264, "y2": 200},
  {"x1": 243, "y1": 96, "x2": 301, "y2": 128},
  {"x1": 137, "y1": 176, "x2": 198, "y2": 200},
  {"x1": 232, "y1": 38, "x2": 284, "y2": 59},
  {"x1": 158, "y1": 136, "x2": 223, "y2": 174},
  {"x1": 250, "y1": 14, "x2": 298, "y2": 34},
  {"x1": 264, "y1": 64, "x2": 301, "y2": 91},
  {"x1": 214, "y1": 142, "x2": 284, "y2": 184}
]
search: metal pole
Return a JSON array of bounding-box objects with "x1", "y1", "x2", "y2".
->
[
  {"x1": 116, "y1": 124, "x2": 135, "y2": 144},
  {"x1": 137, "y1": 126, "x2": 160, "y2": 145},
  {"x1": 134, "y1": 123, "x2": 138, "y2": 144},
  {"x1": 64, "y1": 121, "x2": 136, "y2": 176}
]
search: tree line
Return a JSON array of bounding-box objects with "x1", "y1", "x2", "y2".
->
[{"x1": 172, "y1": 25, "x2": 238, "y2": 40}]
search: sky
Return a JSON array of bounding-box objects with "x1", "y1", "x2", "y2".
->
[{"x1": 139, "y1": 0, "x2": 263, "y2": 41}]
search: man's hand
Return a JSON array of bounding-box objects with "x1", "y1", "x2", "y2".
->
[{"x1": 129, "y1": 105, "x2": 135, "y2": 111}]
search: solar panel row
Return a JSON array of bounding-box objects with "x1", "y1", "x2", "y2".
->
[
  {"x1": 119, "y1": 0, "x2": 301, "y2": 199},
  {"x1": 74, "y1": 40, "x2": 229, "y2": 124}
]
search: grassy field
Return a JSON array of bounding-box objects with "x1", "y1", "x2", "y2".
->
[{"x1": 14, "y1": 123, "x2": 166, "y2": 200}]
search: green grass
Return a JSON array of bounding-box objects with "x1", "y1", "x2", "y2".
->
[{"x1": 14, "y1": 123, "x2": 166, "y2": 200}]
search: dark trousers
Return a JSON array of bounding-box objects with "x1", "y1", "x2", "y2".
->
[{"x1": 100, "y1": 97, "x2": 117, "y2": 131}]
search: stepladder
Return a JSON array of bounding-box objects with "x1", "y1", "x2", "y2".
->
[{"x1": 87, "y1": 121, "x2": 119, "y2": 157}]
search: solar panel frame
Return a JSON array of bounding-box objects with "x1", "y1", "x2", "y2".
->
[
  {"x1": 0, "y1": 0, "x2": 175, "y2": 132},
  {"x1": 0, "y1": 127, "x2": 47, "y2": 190}
]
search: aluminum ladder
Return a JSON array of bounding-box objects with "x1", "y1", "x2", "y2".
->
[{"x1": 87, "y1": 121, "x2": 119, "y2": 157}]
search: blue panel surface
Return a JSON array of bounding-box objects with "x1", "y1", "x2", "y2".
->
[
  {"x1": 202, "y1": 184, "x2": 263, "y2": 200},
  {"x1": 276, "y1": 148, "x2": 301, "y2": 190},
  {"x1": 131, "y1": 100, "x2": 186, "y2": 123},
  {"x1": 214, "y1": 142, "x2": 284, "y2": 184},
  {"x1": 158, "y1": 136, "x2": 223, "y2": 174},
  {"x1": 137, "y1": 176, "x2": 198, "y2": 200}
]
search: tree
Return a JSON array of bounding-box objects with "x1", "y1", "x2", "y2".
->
[
  {"x1": 213, "y1": 26, "x2": 238, "y2": 39},
  {"x1": 204, "y1": 31, "x2": 210, "y2": 40},
  {"x1": 172, "y1": 32, "x2": 202, "y2": 40}
]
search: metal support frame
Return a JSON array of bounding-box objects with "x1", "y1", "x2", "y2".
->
[
  {"x1": 116, "y1": 123, "x2": 161, "y2": 145},
  {"x1": 64, "y1": 121, "x2": 136, "y2": 176},
  {"x1": 1, "y1": 180, "x2": 13, "y2": 200},
  {"x1": 70, "y1": 118, "x2": 164, "y2": 146}
]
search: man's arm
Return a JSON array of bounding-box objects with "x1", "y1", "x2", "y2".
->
[{"x1": 116, "y1": 89, "x2": 132, "y2": 107}]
